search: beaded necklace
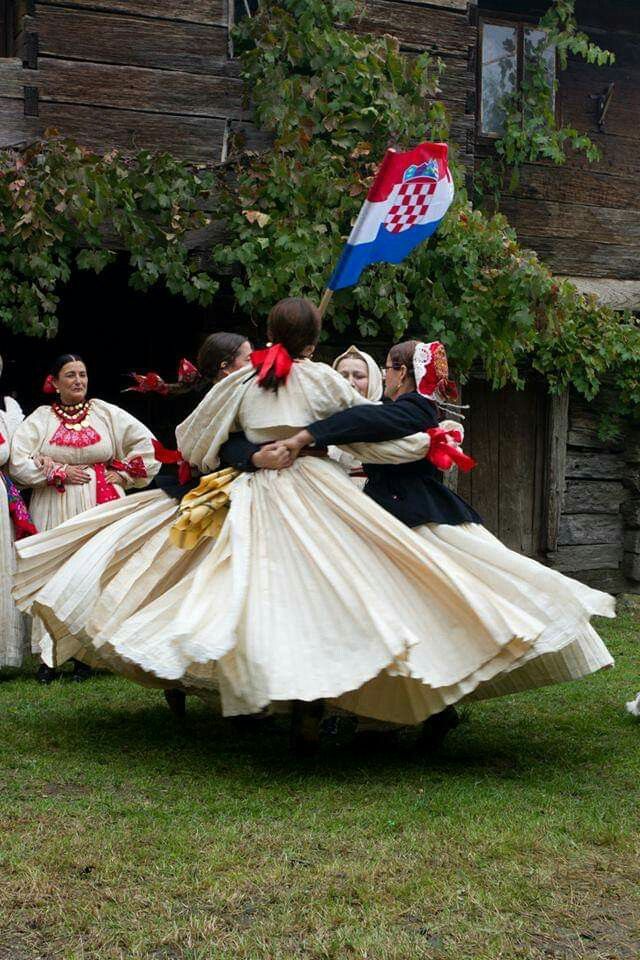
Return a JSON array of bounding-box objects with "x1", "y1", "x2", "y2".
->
[{"x1": 51, "y1": 399, "x2": 92, "y2": 432}]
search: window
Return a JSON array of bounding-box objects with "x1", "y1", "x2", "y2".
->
[{"x1": 479, "y1": 19, "x2": 556, "y2": 137}]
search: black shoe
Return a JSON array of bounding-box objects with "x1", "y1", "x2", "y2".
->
[
  {"x1": 420, "y1": 706, "x2": 460, "y2": 752},
  {"x1": 36, "y1": 663, "x2": 57, "y2": 685},
  {"x1": 70, "y1": 659, "x2": 92, "y2": 682},
  {"x1": 290, "y1": 700, "x2": 324, "y2": 758},
  {"x1": 164, "y1": 688, "x2": 187, "y2": 718}
]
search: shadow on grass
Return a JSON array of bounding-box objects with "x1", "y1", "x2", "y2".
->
[{"x1": 2, "y1": 666, "x2": 633, "y2": 792}]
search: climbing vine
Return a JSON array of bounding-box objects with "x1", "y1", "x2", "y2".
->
[
  {"x1": 0, "y1": 138, "x2": 218, "y2": 336},
  {"x1": 0, "y1": 0, "x2": 638, "y2": 431},
  {"x1": 476, "y1": 0, "x2": 615, "y2": 202}
]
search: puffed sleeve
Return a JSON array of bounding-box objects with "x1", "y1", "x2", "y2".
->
[
  {"x1": 99, "y1": 401, "x2": 161, "y2": 490},
  {"x1": 176, "y1": 367, "x2": 251, "y2": 473},
  {"x1": 9, "y1": 409, "x2": 49, "y2": 488}
]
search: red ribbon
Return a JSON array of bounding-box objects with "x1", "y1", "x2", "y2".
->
[
  {"x1": 251, "y1": 344, "x2": 293, "y2": 386},
  {"x1": 42, "y1": 374, "x2": 56, "y2": 395},
  {"x1": 124, "y1": 372, "x2": 169, "y2": 396},
  {"x1": 426, "y1": 427, "x2": 476, "y2": 473},
  {"x1": 152, "y1": 439, "x2": 192, "y2": 485},
  {"x1": 111, "y1": 455, "x2": 147, "y2": 479}
]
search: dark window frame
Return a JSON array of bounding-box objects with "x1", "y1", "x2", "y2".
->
[{"x1": 477, "y1": 11, "x2": 559, "y2": 141}]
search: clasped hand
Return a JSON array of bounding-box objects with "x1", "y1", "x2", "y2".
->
[{"x1": 251, "y1": 429, "x2": 315, "y2": 471}]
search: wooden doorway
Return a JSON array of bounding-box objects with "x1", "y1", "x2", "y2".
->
[{"x1": 456, "y1": 377, "x2": 548, "y2": 557}]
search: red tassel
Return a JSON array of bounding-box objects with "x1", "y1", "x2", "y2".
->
[
  {"x1": 178, "y1": 358, "x2": 199, "y2": 384},
  {"x1": 42, "y1": 374, "x2": 56, "y2": 395},
  {"x1": 426, "y1": 427, "x2": 476, "y2": 473},
  {"x1": 124, "y1": 372, "x2": 169, "y2": 395},
  {"x1": 251, "y1": 343, "x2": 293, "y2": 386}
]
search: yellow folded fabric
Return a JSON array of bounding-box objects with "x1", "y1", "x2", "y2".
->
[{"x1": 169, "y1": 467, "x2": 239, "y2": 550}]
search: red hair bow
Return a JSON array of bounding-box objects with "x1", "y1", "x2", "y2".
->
[
  {"x1": 42, "y1": 374, "x2": 56, "y2": 395},
  {"x1": 426, "y1": 427, "x2": 476, "y2": 473},
  {"x1": 251, "y1": 344, "x2": 293, "y2": 386},
  {"x1": 152, "y1": 440, "x2": 192, "y2": 485}
]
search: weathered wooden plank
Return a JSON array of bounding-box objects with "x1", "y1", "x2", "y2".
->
[
  {"x1": 354, "y1": 1, "x2": 473, "y2": 56},
  {"x1": 621, "y1": 500, "x2": 640, "y2": 529},
  {"x1": 543, "y1": 390, "x2": 568, "y2": 552},
  {"x1": 564, "y1": 481, "x2": 626, "y2": 514},
  {"x1": 494, "y1": 161, "x2": 640, "y2": 212},
  {"x1": 455, "y1": 379, "x2": 501, "y2": 533},
  {"x1": 400, "y1": 0, "x2": 469, "y2": 9},
  {"x1": 559, "y1": 278, "x2": 640, "y2": 312},
  {"x1": 37, "y1": 59, "x2": 246, "y2": 119},
  {"x1": 565, "y1": 452, "x2": 628, "y2": 480},
  {"x1": 571, "y1": 568, "x2": 634, "y2": 595},
  {"x1": 0, "y1": 97, "x2": 41, "y2": 146},
  {"x1": 552, "y1": 543, "x2": 621, "y2": 571},
  {"x1": 516, "y1": 235, "x2": 640, "y2": 281},
  {"x1": 567, "y1": 404, "x2": 624, "y2": 451},
  {"x1": 29, "y1": 9, "x2": 229, "y2": 75},
  {"x1": 0, "y1": 57, "x2": 32, "y2": 98},
  {"x1": 624, "y1": 552, "x2": 640, "y2": 581},
  {"x1": 37, "y1": 102, "x2": 226, "y2": 160},
  {"x1": 500, "y1": 198, "x2": 640, "y2": 247},
  {"x1": 558, "y1": 513, "x2": 623, "y2": 547},
  {"x1": 499, "y1": 381, "x2": 545, "y2": 554},
  {"x1": 560, "y1": 67, "x2": 640, "y2": 142},
  {"x1": 624, "y1": 529, "x2": 640, "y2": 554},
  {"x1": 36, "y1": 0, "x2": 226, "y2": 27}
]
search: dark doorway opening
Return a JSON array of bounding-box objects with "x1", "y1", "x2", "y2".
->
[{"x1": 0, "y1": 256, "x2": 256, "y2": 445}]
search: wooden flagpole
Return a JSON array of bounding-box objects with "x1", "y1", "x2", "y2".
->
[{"x1": 318, "y1": 288, "x2": 334, "y2": 319}]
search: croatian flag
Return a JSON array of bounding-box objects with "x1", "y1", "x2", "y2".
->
[{"x1": 328, "y1": 142, "x2": 454, "y2": 292}]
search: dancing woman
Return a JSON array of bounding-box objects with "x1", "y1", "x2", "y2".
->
[
  {"x1": 10, "y1": 353, "x2": 159, "y2": 678},
  {"x1": 241, "y1": 338, "x2": 616, "y2": 723},
  {"x1": 13, "y1": 300, "x2": 614, "y2": 733}
]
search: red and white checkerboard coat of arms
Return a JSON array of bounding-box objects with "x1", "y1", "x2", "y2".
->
[{"x1": 383, "y1": 177, "x2": 438, "y2": 234}]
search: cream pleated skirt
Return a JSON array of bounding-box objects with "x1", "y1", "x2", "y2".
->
[{"x1": 13, "y1": 459, "x2": 615, "y2": 722}]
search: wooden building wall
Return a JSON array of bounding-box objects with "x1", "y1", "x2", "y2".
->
[
  {"x1": 476, "y1": 0, "x2": 640, "y2": 308},
  {"x1": 0, "y1": 0, "x2": 266, "y2": 160}
]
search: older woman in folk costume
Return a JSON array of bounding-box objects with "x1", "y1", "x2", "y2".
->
[
  {"x1": 0, "y1": 356, "x2": 35, "y2": 669},
  {"x1": 10, "y1": 353, "x2": 159, "y2": 681},
  {"x1": 13, "y1": 299, "x2": 614, "y2": 751}
]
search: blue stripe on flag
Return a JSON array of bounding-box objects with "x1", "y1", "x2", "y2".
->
[{"x1": 328, "y1": 219, "x2": 444, "y2": 292}]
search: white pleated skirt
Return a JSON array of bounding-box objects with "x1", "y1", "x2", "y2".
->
[{"x1": 14, "y1": 458, "x2": 615, "y2": 722}]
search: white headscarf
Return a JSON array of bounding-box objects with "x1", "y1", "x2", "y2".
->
[{"x1": 332, "y1": 345, "x2": 383, "y2": 402}]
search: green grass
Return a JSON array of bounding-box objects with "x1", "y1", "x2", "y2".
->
[{"x1": 1, "y1": 612, "x2": 639, "y2": 960}]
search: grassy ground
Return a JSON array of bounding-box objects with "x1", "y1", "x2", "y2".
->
[{"x1": 1, "y1": 612, "x2": 639, "y2": 960}]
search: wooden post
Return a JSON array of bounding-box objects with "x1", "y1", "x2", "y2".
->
[
  {"x1": 318, "y1": 288, "x2": 333, "y2": 319},
  {"x1": 544, "y1": 389, "x2": 570, "y2": 554}
]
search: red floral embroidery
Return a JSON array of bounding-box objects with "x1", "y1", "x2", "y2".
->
[
  {"x1": 49, "y1": 422, "x2": 102, "y2": 448},
  {"x1": 0, "y1": 431, "x2": 5, "y2": 445}
]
